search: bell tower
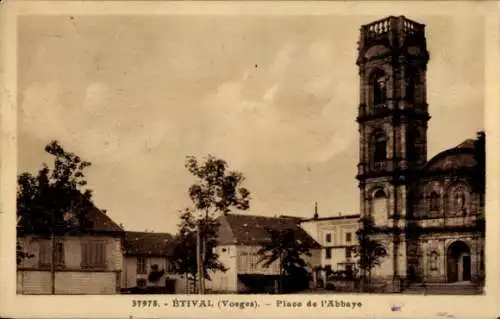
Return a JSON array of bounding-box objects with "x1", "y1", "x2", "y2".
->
[{"x1": 355, "y1": 16, "x2": 430, "y2": 284}]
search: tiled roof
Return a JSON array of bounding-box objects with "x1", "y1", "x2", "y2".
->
[
  {"x1": 218, "y1": 213, "x2": 321, "y2": 248},
  {"x1": 17, "y1": 203, "x2": 124, "y2": 236},
  {"x1": 123, "y1": 231, "x2": 175, "y2": 256},
  {"x1": 87, "y1": 208, "x2": 124, "y2": 232}
]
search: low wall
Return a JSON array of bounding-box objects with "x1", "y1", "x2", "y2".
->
[{"x1": 17, "y1": 270, "x2": 119, "y2": 295}]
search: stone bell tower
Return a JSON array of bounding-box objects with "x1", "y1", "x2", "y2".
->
[{"x1": 355, "y1": 16, "x2": 430, "y2": 287}]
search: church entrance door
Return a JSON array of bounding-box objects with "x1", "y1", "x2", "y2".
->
[{"x1": 447, "y1": 241, "x2": 471, "y2": 283}]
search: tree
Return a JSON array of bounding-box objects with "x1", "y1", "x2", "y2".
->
[
  {"x1": 16, "y1": 217, "x2": 34, "y2": 266},
  {"x1": 171, "y1": 207, "x2": 227, "y2": 290},
  {"x1": 354, "y1": 215, "x2": 388, "y2": 292},
  {"x1": 147, "y1": 264, "x2": 165, "y2": 287},
  {"x1": 257, "y1": 228, "x2": 312, "y2": 293},
  {"x1": 17, "y1": 140, "x2": 96, "y2": 294},
  {"x1": 181, "y1": 155, "x2": 250, "y2": 293}
]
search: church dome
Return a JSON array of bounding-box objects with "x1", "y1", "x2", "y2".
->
[{"x1": 421, "y1": 138, "x2": 480, "y2": 173}]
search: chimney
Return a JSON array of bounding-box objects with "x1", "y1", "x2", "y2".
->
[{"x1": 313, "y1": 202, "x2": 319, "y2": 219}]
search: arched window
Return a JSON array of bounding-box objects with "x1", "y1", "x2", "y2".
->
[
  {"x1": 371, "y1": 189, "x2": 389, "y2": 225},
  {"x1": 374, "y1": 189, "x2": 386, "y2": 199},
  {"x1": 373, "y1": 132, "x2": 387, "y2": 163},
  {"x1": 429, "y1": 191, "x2": 440, "y2": 212},
  {"x1": 371, "y1": 71, "x2": 387, "y2": 106},
  {"x1": 406, "y1": 129, "x2": 416, "y2": 161}
]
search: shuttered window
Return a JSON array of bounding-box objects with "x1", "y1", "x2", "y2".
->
[
  {"x1": 137, "y1": 257, "x2": 147, "y2": 274},
  {"x1": 81, "y1": 240, "x2": 106, "y2": 269},
  {"x1": 38, "y1": 239, "x2": 51, "y2": 268},
  {"x1": 38, "y1": 239, "x2": 65, "y2": 268}
]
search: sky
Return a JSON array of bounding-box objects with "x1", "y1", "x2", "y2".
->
[{"x1": 17, "y1": 14, "x2": 485, "y2": 234}]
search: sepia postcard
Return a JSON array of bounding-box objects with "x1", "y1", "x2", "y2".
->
[{"x1": 1, "y1": 1, "x2": 500, "y2": 319}]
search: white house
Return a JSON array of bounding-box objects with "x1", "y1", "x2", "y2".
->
[
  {"x1": 300, "y1": 210, "x2": 360, "y2": 282},
  {"x1": 206, "y1": 213, "x2": 321, "y2": 293},
  {"x1": 121, "y1": 231, "x2": 181, "y2": 292},
  {"x1": 17, "y1": 208, "x2": 125, "y2": 295}
]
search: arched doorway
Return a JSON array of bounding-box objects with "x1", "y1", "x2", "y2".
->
[{"x1": 446, "y1": 241, "x2": 471, "y2": 283}]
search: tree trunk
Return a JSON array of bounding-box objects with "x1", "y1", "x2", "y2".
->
[
  {"x1": 279, "y1": 253, "x2": 283, "y2": 294},
  {"x1": 51, "y1": 214, "x2": 56, "y2": 295},
  {"x1": 201, "y1": 237, "x2": 206, "y2": 294},
  {"x1": 368, "y1": 270, "x2": 372, "y2": 292},
  {"x1": 196, "y1": 222, "x2": 203, "y2": 294}
]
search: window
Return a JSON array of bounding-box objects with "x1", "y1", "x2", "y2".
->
[
  {"x1": 137, "y1": 257, "x2": 147, "y2": 274},
  {"x1": 38, "y1": 239, "x2": 65, "y2": 268},
  {"x1": 371, "y1": 72, "x2": 387, "y2": 106},
  {"x1": 325, "y1": 233, "x2": 332, "y2": 244},
  {"x1": 345, "y1": 232, "x2": 352, "y2": 243},
  {"x1": 325, "y1": 248, "x2": 332, "y2": 259},
  {"x1": 81, "y1": 240, "x2": 106, "y2": 269},
  {"x1": 371, "y1": 188, "x2": 389, "y2": 224},
  {"x1": 429, "y1": 191, "x2": 440, "y2": 212},
  {"x1": 373, "y1": 133, "x2": 387, "y2": 163},
  {"x1": 405, "y1": 69, "x2": 421, "y2": 103},
  {"x1": 345, "y1": 248, "x2": 352, "y2": 258}
]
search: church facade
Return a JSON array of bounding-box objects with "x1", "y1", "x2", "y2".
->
[{"x1": 355, "y1": 16, "x2": 485, "y2": 290}]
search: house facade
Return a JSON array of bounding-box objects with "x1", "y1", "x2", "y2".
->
[
  {"x1": 206, "y1": 213, "x2": 321, "y2": 293},
  {"x1": 300, "y1": 212, "x2": 360, "y2": 278},
  {"x1": 17, "y1": 208, "x2": 124, "y2": 295},
  {"x1": 122, "y1": 231, "x2": 180, "y2": 292}
]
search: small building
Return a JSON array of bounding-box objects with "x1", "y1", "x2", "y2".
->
[
  {"x1": 300, "y1": 210, "x2": 360, "y2": 284},
  {"x1": 17, "y1": 208, "x2": 125, "y2": 295},
  {"x1": 206, "y1": 213, "x2": 321, "y2": 293},
  {"x1": 122, "y1": 231, "x2": 179, "y2": 292}
]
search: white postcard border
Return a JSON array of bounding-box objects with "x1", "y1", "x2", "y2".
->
[{"x1": 1, "y1": 1, "x2": 499, "y2": 319}]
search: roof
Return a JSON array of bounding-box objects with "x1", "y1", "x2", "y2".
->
[
  {"x1": 86, "y1": 208, "x2": 123, "y2": 233},
  {"x1": 217, "y1": 213, "x2": 321, "y2": 248},
  {"x1": 301, "y1": 214, "x2": 360, "y2": 223},
  {"x1": 421, "y1": 135, "x2": 483, "y2": 173},
  {"x1": 17, "y1": 204, "x2": 124, "y2": 236},
  {"x1": 123, "y1": 231, "x2": 175, "y2": 256}
]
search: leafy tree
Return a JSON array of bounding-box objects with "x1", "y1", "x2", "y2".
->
[
  {"x1": 16, "y1": 217, "x2": 34, "y2": 266},
  {"x1": 354, "y1": 215, "x2": 388, "y2": 291},
  {"x1": 147, "y1": 264, "x2": 165, "y2": 286},
  {"x1": 16, "y1": 141, "x2": 97, "y2": 293},
  {"x1": 171, "y1": 207, "x2": 227, "y2": 288},
  {"x1": 257, "y1": 228, "x2": 312, "y2": 293},
  {"x1": 17, "y1": 140, "x2": 95, "y2": 236},
  {"x1": 177, "y1": 155, "x2": 250, "y2": 293},
  {"x1": 185, "y1": 155, "x2": 250, "y2": 215}
]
